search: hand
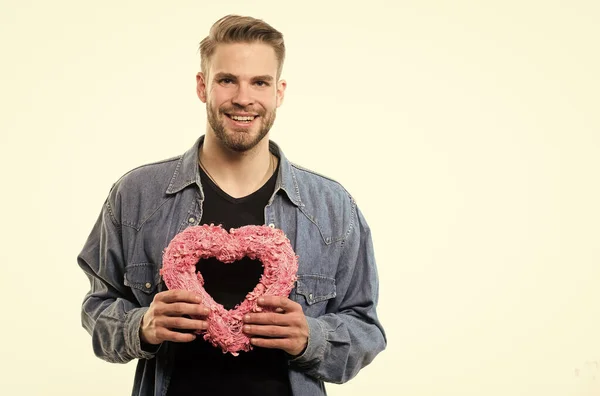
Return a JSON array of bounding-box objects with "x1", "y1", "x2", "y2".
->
[
  {"x1": 140, "y1": 290, "x2": 209, "y2": 345},
  {"x1": 242, "y1": 296, "x2": 309, "y2": 356}
]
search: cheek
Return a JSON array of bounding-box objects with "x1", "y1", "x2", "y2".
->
[
  {"x1": 258, "y1": 93, "x2": 278, "y2": 111},
  {"x1": 208, "y1": 88, "x2": 231, "y2": 106}
]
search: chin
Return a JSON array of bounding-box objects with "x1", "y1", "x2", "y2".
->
[{"x1": 221, "y1": 131, "x2": 266, "y2": 152}]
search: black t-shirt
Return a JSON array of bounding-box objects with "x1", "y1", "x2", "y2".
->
[{"x1": 166, "y1": 160, "x2": 292, "y2": 396}]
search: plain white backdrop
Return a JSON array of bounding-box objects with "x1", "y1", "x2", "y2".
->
[{"x1": 1, "y1": 1, "x2": 600, "y2": 395}]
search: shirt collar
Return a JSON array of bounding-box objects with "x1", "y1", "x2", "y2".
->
[{"x1": 165, "y1": 135, "x2": 303, "y2": 208}]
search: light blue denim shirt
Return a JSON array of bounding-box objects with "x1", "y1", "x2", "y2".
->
[{"x1": 78, "y1": 136, "x2": 387, "y2": 396}]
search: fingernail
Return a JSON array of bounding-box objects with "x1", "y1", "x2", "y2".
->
[
  {"x1": 258, "y1": 297, "x2": 264, "y2": 304},
  {"x1": 244, "y1": 315, "x2": 250, "y2": 321},
  {"x1": 244, "y1": 325, "x2": 251, "y2": 332}
]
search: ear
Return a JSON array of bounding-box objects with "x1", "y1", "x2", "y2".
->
[
  {"x1": 276, "y1": 79, "x2": 287, "y2": 108},
  {"x1": 196, "y1": 72, "x2": 208, "y2": 103}
]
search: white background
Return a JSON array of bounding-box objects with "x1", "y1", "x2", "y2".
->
[{"x1": 1, "y1": 1, "x2": 599, "y2": 395}]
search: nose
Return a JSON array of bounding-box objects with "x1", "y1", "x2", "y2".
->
[{"x1": 232, "y1": 83, "x2": 254, "y2": 107}]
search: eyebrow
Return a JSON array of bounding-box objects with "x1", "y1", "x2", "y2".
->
[
  {"x1": 213, "y1": 72, "x2": 274, "y2": 82},
  {"x1": 213, "y1": 72, "x2": 236, "y2": 81},
  {"x1": 252, "y1": 75, "x2": 274, "y2": 82}
]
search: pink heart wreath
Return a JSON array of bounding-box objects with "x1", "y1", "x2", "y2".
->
[{"x1": 159, "y1": 224, "x2": 299, "y2": 356}]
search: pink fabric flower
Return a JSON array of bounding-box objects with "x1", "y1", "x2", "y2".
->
[{"x1": 160, "y1": 224, "x2": 299, "y2": 356}]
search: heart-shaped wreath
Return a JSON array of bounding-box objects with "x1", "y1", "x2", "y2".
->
[{"x1": 159, "y1": 224, "x2": 299, "y2": 356}]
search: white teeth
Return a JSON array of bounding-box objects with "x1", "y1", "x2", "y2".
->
[{"x1": 230, "y1": 115, "x2": 255, "y2": 121}]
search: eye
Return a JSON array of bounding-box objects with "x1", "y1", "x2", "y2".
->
[
  {"x1": 255, "y1": 80, "x2": 269, "y2": 87},
  {"x1": 219, "y1": 78, "x2": 234, "y2": 84}
]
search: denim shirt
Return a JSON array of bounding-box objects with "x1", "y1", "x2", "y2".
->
[{"x1": 77, "y1": 136, "x2": 387, "y2": 396}]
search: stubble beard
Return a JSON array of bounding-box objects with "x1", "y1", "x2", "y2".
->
[{"x1": 206, "y1": 102, "x2": 276, "y2": 153}]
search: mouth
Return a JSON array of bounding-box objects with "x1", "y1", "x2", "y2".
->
[{"x1": 224, "y1": 113, "x2": 259, "y2": 125}]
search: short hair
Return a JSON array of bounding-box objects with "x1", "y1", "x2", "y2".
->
[{"x1": 199, "y1": 14, "x2": 286, "y2": 79}]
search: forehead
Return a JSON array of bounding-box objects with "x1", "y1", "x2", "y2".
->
[{"x1": 209, "y1": 42, "x2": 278, "y2": 79}]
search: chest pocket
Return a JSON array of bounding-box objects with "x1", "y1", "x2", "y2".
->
[
  {"x1": 123, "y1": 262, "x2": 160, "y2": 306},
  {"x1": 293, "y1": 274, "x2": 336, "y2": 317}
]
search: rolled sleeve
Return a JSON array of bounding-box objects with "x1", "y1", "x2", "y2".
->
[
  {"x1": 288, "y1": 316, "x2": 327, "y2": 368},
  {"x1": 125, "y1": 307, "x2": 161, "y2": 359},
  {"x1": 288, "y1": 203, "x2": 387, "y2": 383},
  {"x1": 79, "y1": 197, "x2": 160, "y2": 364}
]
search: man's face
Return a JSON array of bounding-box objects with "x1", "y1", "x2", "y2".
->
[{"x1": 196, "y1": 42, "x2": 286, "y2": 152}]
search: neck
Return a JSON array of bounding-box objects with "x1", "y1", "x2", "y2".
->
[{"x1": 199, "y1": 132, "x2": 277, "y2": 198}]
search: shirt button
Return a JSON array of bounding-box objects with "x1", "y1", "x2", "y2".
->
[
  {"x1": 308, "y1": 293, "x2": 313, "y2": 300},
  {"x1": 188, "y1": 217, "x2": 196, "y2": 223},
  {"x1": 145, "y1": 282, "x2": 152, "y2": 289},
  {"x1": 268, "y1": 223, "x2": 275, "y2": 228}
]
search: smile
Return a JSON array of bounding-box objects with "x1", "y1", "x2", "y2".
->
[{"x1": 225, "y1": 114, "x2": 258, "y2": 123}]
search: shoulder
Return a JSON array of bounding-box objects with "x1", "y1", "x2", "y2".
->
[
  {"x1": 291, "y1": 162, "x2": 355, "y2": 205},
  {"x1": 290, "y1": 162, "x2": 358, "y2": 243},
  {"x1": 109, "y1": 155, "x2": 181, "y2": 196},
  {"x1": 105, "y1": 155, "x2": 182, "y2": 225}
]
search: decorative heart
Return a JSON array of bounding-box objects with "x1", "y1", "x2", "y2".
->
[{"x1": 160, "y1": 224, "x2": 299, "y2": 356}]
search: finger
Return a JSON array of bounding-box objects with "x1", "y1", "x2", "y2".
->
[
  {"x1": 249, "y1": 337, "x2": 293, "y2": 351},
  {"x1": 160, "y1": 302, "x2": 209, "y2": 318},
  {"x1": 156, "y1": 289, "x2": 202, "y2": 304},
  {"x1": 156, "y1": 327, "x2": 197, "y2": 343},
  {"x1": 258, "y1": 296, "x2": 298, "y2": 312},
  {"x1": 159, "y1": 315, "x2": 208, "y2": 331},
  {"x1": 244, "y1": 312, "x2": 290, "y2": 326},
  {"x1": 243, "y1": 324, "x2": 289, "y2": 338}
]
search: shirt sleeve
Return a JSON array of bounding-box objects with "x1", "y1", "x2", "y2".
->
[
  {"x1": 77, "y1": 194, "x2": 161, "y2": 363},
  {"x1": 288, "y1": 202, "x2": 387, "y2": 383}
]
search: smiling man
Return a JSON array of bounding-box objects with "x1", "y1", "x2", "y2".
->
[{"x1": 77, "y1": 15, "x2": 386, "y2": 396}]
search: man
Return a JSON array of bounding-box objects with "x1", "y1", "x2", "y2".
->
[{"x1": 78, "y1": 14, "x2": 386, "y2": 396}]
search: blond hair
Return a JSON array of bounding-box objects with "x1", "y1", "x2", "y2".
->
[{"x1": 199, "y1": 15, "x2": 286, "y2": 79}]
